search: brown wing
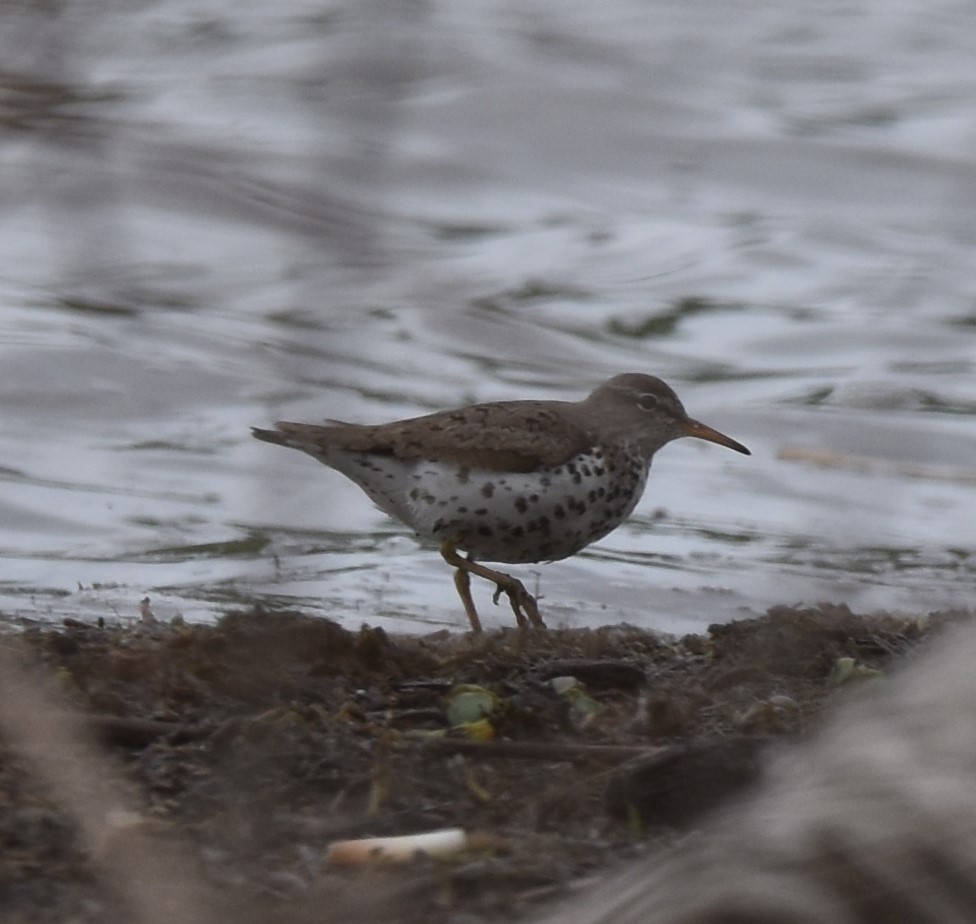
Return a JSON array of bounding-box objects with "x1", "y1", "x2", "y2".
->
[{"x1": 265, "y1": 400, "x2": 591, "y2": 473}]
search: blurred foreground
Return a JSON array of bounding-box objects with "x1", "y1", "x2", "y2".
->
[{"x1": 1, "y1": 604, "x2": 972, "y2": 923}]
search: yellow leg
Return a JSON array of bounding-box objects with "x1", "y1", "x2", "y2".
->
[
  {"x1": 440, "y1": 539, "x2": 546, "y2": 631},
  {"x1": 452, "y1": 564, "x2": 483, "y2": 633}
]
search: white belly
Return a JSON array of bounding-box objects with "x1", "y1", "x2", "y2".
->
[{"x1": 324, "y1": 446, "x2": 650, "y2": 564}]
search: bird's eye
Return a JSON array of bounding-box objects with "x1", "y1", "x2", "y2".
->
[{"x1": 637, "y1": 393, "x2": 660, "y2": 411}]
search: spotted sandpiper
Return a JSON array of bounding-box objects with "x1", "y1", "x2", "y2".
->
[{"x1": 253, "y1": 373, "x2": 749, "y2": 631}]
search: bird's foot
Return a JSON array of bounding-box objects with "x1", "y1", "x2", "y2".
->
[
  {"x1": 490, "y1": 577, "x2": 545, "y2": 629},
  {"x1": 441, "y1": 540, "x2": 546, "y2": 631}
]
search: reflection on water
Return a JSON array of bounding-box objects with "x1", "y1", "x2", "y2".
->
[{"x1": 1, "y1": 0, "x2": 974, "y2": 632}]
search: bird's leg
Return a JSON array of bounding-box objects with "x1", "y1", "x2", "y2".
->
[
  {"x1": 440, "y1": 540, "x2": 546, "y2": 631},
  {"x1": 451, "y1": 563, "x2": 483, "y2": 634}
]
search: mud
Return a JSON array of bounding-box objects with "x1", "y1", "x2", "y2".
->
[{"x1": 0, "y1": 604, "x2": 958, "y2": 923}]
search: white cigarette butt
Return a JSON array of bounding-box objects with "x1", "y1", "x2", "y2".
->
[{"x1": 326, "y1": 827, "x2": 469, "y2": 866}]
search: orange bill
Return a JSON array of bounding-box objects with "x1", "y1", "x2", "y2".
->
[{"x1": 681, "y1": 418, "x2": 750, "y2": 455}]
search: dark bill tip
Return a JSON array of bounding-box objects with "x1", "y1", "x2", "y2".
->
[{"x1": 681, "y1": 418, "x2": 751, "y2": 455}]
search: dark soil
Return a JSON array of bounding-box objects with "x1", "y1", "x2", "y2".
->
[{"x1": 0, "y1": 604, "x2": 962, "y2": 923}]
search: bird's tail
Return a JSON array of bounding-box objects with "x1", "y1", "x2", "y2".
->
[{"x1": 250, "y1": 426, "x2": 291, "y2": 447}]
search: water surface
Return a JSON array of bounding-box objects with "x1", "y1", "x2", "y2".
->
[{"x1": 1, "y1": 0, "x2": 974, "y2": 632}]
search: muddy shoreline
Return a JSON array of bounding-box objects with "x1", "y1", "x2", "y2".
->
[{"x1": 0, "y1": 604, "x2": 959, "y2": 923}]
